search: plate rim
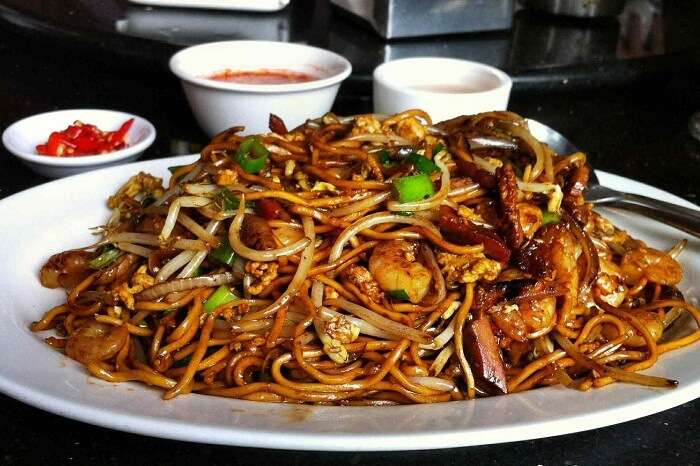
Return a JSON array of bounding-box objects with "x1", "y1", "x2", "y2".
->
[{"x1": 0, "y1": 154, "x2": 698, "y2": 451}]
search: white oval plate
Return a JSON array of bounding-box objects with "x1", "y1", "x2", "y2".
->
[{"x1": 0, "y1": 155, "x2": 699, "y2": 451}]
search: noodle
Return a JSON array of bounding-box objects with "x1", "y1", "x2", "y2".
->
[{"x1": 32, "y1": 110, "x2": 696, "y2": 405}]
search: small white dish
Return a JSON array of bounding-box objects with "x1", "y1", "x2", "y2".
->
[
  {"x1": 169, "y1": 40, "x2": 352, "y2": 136},
  {"x1": 2, "y1": 109, "x2": 156, "y2": 178},
  {"x1": 373, "y1": 57, "x2": 512, "y2": 123}
]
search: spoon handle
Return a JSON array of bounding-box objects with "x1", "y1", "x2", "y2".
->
[{"x1": 604, "y1": 193, "x2": 700, "y2": 239}]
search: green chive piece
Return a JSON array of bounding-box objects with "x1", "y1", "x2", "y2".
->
[
  {"x1": 389, "y1": 289, "x2": 410, "y2": 300},
  {"x1": 378, "y1": 149, "x2": 393, "y2": 166},
  {"x1": 88, "y1": 247, "x2": 124, "y2": 269},
  {"x1": 217, "y1": 188, "x2": 240, "y2": 212},
  {"x1": 209, "y1": 237, "x2": 236, "y2": 266},
  {"x1": 203, "y1": 285, "x2": 238, "y2": 313},
  {"x1": 407, "y1": 152, "x2": 439, "y2": 174},
  {"x1": 541, "y1": 209, "x2": 561, "y2": 226}
]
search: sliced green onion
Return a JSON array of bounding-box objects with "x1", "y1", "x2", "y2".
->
[
  {"x1": 432, "y1": 143, "x2": 445, "y2": 155},
  {"x1": 209, "y1": 237, "x2": 236, "y2": 266},
  {"x1": 378, "y1": 149, "x2": 393, "y2": 166},
  {"x1": 541, "y1": 209, "x2": 561, "y2": 226},
  {"x1": 140, "y1": 193, "x2": 156, "y2": 207},
  {"x1": 217, "y1": 188, "x2": 240, "y2": 212},
  {"x1": 235, "y1": 136, "x2": 269, "y2": 174},
  {"x1": 392, "y1": 174, "x2": 435, "y2": 203},
  {"x1": 88, "y1": 247, "x2": 124, "y2": 269},
  {"x1": 203, "y1": 285, "x2": 238, "y2": 313},
  {"x1": 407, "y1": 152, "x2": 439, "y2": 174},
  {"x1": 389, "y1": 289, "x2": 410, "y2": 300}
]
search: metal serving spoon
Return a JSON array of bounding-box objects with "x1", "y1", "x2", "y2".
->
[{"x1": 526, "y1": 119, "x2": 700, "y2": 238}]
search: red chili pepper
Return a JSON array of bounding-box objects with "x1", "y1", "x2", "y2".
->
[
  {"x1": 35, "y1": 118, "x2": 134, "y2": 157},
  {"x1": 113, "y1": 118, "x2": 134, "y2": 143}
]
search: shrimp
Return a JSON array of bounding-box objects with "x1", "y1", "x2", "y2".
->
[
  {"x1": 620, "y1": 246, "x2": 683, "y2": 286},
  {"x1": 65, "y1": 319, "x2": 129, "y2": 365},
  {"x1": 594, "y1": 258, "x2": 627, "y2": 307},
  {"x1": 368, "y1": 240, "x2": 432, "y2": 304},
  {"x1": 519, "y1": 297, "x2": 556, "y2": 334}
]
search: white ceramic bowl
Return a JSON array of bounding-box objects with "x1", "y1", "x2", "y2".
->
[
  {"x1": 2, "y1": 109, "x2": 156, "y2": 178},
  {"x1": 169, "y1": 40, "x2": 352, "y2": 136},
  {"x1": 373, "y1": 57, "x2": 512, "y2": 123}
]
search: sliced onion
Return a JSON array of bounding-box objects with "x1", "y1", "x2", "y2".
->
[
  {"x1": 312, "y1": 279, "x2": 325, "y2": 308},
  {"x1": 448, "y1": 182, "x2": 481, "y2": 198},
  {"x1": 319, "y1": 307, "x2": 394, "y2": 340},
  {"x1": 328, "y1": 211, "x2": 444, "y2": 267},
  {"x1": 329, "y1": 191, "x2": 391, "y2": 217},
  {"x1": 154, "y1": 163, "x2": 202, "y2": 207},
  {"x1": 160, "y1": 196, "x2": 212, "y2": 242},
  {"x1": 420, "y1": 318, "x2": 455, "y2": 350},
  {"x1": 420, "y1": 243, "x2": 447, "y2": 312},
  {"x1": 228, "y1": 196, "x2": 310, "y2": 262},
  {"x1": 156, "y1": 250, "x2": 196, "y2": 283},
  {"x1": 429, "y1": 343, "x2": 455, "y2": 376},
  {"x1": 183, "y1": 183, "x2": 219, "y2": 196},
  {"x1": 242, "y1": 216, "x2": 316, "y2": 320},
  {"x1": 177, "y1": 212, "x2": 219, "y2": 245},
  {"x1": 502, "y1": 122, "x2": 545, "y2": 181},
  {"x1": 387, "y1": 153, "x2": 450, "y2": 212},
  {"x1": 468, "y1": 136, "x2": 518, "y2": 151},
  {"x1": 115, "y1": 242, "x2": 152, "y2": 258},
  {"x1": 107, "y1": 232, "x2": 159, "y2": 246},
  {"x1": 553, "y1": 333, "x2": 677, "y2": 388},
  {"x1": 137, "y1": 272, "x2": 235, "y2": 301},
  {"x1": 407, "y1": 376, "x2": 456, "y2": 392},
  {"x1": 345, "y1": 133, "x2": 412, "y2": 146},
  {"x1": 326, "y1": 298, "x2": 432, "y2": 344}
]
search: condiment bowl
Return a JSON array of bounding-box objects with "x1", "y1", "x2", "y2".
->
[
  {"x1": 2, "y1": 109, "x2": 156, "y2": 178},
  {"x1": 373, "y1": 57, "x2": 512, "y2": 123},
  {"x1": 169, "y1": 40, "x2": 352, "y2": 136}
]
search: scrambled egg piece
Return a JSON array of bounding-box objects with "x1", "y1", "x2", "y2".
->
[
  {"x1": 350, "y1": 115, "x2": 383, "y2": 136},
  {"x1": 394, "y1": 117, "x2": 427, "y2": 144},
  {"x1": 245, "y1": 261, "x2": 279, "y2": 295},
  {"x1": 316, "y1": 316, "x2": 360, "y2": 364},
  {"x1": 113, "y1": 265, "x2": 155, "y2": 310},
  {"x1": 341, "y1": 264, "x2": 385, "y2": 303},
  {"x1": 108, "y1": 172, "x2": 164, "y2": 209},
  {"x1": 437, "y1": 251, "x2": 502, "y2": 286},
  {"x1": 215, "y1": 169, "x2": 238, "y2": 186}
]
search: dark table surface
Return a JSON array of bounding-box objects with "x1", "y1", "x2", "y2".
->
[{"x1": 2, "y1": 1, "x2": 700, "y2": 464}]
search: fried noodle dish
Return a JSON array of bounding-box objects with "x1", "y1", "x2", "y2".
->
[{"x1": 33, "y1": 110, "x2": 700, "y2": 405}]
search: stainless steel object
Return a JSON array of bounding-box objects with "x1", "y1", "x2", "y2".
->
[
  {"x1": 330, "y1": 0, "x2": 513, "y2": 39},
  {"x1": 527, "y1": 119, "x2": 700, "y2": 238},
  {"x1": 525, "y1": 0, "x2": 625, "y2": 17}
]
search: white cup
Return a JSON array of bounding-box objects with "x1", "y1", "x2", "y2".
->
[{"x1": 373, "y1": 57, "x2": 512, "y2": 123}]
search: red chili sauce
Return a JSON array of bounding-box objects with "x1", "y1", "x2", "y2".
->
[
  {"x1": 207, "y1": 68, "x2": 318, "y2": 85},
  {"x1": 36, "y1": 119, "x2": 134, "y2": 157}
]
